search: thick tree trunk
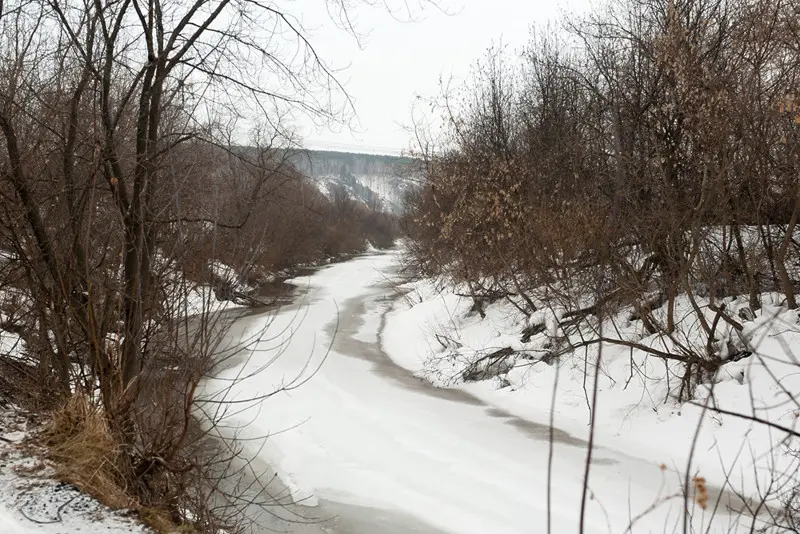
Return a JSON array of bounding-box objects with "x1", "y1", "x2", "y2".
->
[
  {"x1": 118, "y1": 57, "x2": 163, "y2": 391},
  {"x1": 121, "y1": 223, "x2": 148, "y2": 388},
  {"x1": 760, "y1": 224, "x2": 778, "y2": 289},
  {"x1": 666, "y1": 282, "x2": 677, "y2": 334},
  {"x1": 732, "y1": 221, "x2": 759, "y2": 311},
  {"x1": 776, "y1": 191, "x2": 799, "y2": 310}
]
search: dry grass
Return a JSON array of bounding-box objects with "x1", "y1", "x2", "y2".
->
[
  {"x1": 32, "y1": 391, "x2": 193, "y2": 533},
  {"x1": 44, "y1": 391, "x2": 132, "y2": 510},
  {"x1": 139, "y1": 506, "x2": 197, "y2": 534}
]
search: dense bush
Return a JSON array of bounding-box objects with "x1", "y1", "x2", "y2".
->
[{"x1": 406, "y1": 0, "x2": 800, "y2": 324}]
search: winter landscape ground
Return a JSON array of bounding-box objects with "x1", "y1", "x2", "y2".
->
[
  {"x1": 2, "y1": 0, "x2": 800, "y2": 532},
  {"x1": 188, "y1": 249, "x2": 796, "y2": 533},
  {"x1": 0, "y1": 403, "x2": 148, "y2": 533},
  {"x1": 1, "y1": 246, "x2": 798, "y2": 533}
]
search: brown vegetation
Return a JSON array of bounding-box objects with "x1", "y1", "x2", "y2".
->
[{"x1": 405, "y1": 0, "x2": 800, "y2": 388}]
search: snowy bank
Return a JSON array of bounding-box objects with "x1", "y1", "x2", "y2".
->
[
  {"x1": 0, "y1": 405, "x2": 150, "y2": 534},
  {"x1": 198, "y1": 251, "x2": 790, "y2": 533},
  {"x1": 383, "y1": 278, "x2": 800, "y2": 529}
]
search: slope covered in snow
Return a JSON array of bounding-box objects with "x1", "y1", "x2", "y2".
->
[{"x1": 290, "y1": 149, "x2": 418, "y2": 212}]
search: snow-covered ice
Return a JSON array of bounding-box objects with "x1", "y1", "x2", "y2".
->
[
  {"x1": 383, "y1": 270, "x2": 800, "y2": 532},
  {"x1": 199, "y1": 250, "x2": 791, "y2": 533}
]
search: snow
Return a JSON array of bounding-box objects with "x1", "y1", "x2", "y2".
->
[
  {"x1": 0, "y1": 329, "x2": 24, "y2": 361},
  {"x1": 0, "y1": 506, "x2": 24, "y2": 534},
  {"x1": 0, "y1": 406, "x2": 149, "y2": 534},
  {"x1": 312, "y1": 173, "x2": 407, "y2": 212},
  {"x1": 152, "y1": 252, "x2": 244, "y2": 317},
  {"x1": 181, "y1": 283, "x2": 239, "y2": 317},
  {"x1": 0, "y1": 287, "x2": 31, "y2": 364},
  {"x1": 383, "y1": 272, "x2": 800, "y2": 530},
  {"x1": 209, "y1": 260, "x2": 239, "y2": 284},
  {"x1": 198, "y1": 250, "x2": 792, "y2": 533},
  {"x1": 0, "y1": 246, "x2": 795, "y2": 532}
]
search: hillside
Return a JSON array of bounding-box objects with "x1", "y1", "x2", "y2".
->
[{"x1": 290, "y1": 149, "x2": 419, "y2": 213}]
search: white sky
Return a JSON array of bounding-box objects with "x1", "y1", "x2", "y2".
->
[{"x1": 293, "y1": 0, "x2": 589, "y2": 155}]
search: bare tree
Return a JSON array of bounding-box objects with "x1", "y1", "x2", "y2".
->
[{"x1": 0, "y1": 0, "x2": 423, "y2": 529}]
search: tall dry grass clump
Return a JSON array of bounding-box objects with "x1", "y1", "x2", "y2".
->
[{"x1": 44, "y1": 392, "x2": 131, "y2": 510}]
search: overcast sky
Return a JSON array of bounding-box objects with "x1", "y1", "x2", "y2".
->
[{"x1": 293, "y1": 0, "x2": 588, "y2": 155}]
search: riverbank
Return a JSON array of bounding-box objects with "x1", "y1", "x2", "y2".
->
[
  {"x1": 196, "y1": 249, "x2": 448, "y2": 533},
  {"x1": 381, "y1": 275, "x2": 795, "y2": 531},
  {"x1": 197, "y1": 249, "x2": 777, "y2": 534}
]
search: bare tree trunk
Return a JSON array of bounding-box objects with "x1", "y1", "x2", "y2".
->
[
  {"x1": 760, "y1": 223, "x2": 779, "y2": 290},
  {"x1": 732, "y1": 221, "x2": 759, "y2": 310},
  {"x1": 666, "y1": 282, "x2": 677, "y2": 334},
  {"x1": 776, "y1": 190, "x2": 799, "y2": 309}
]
